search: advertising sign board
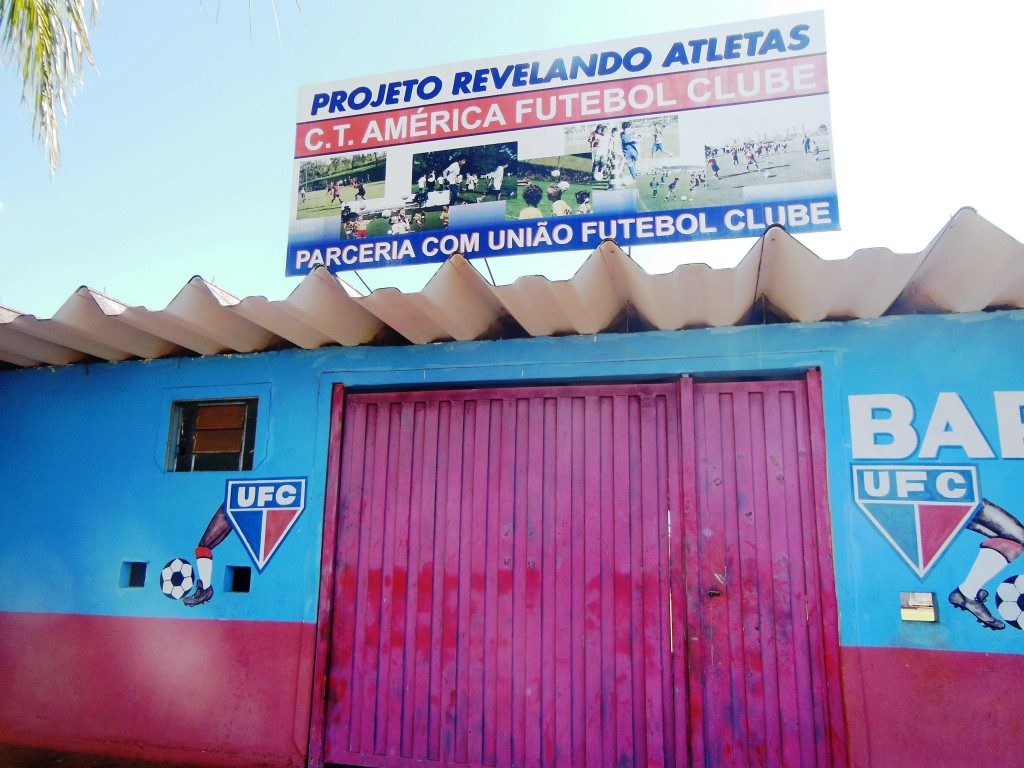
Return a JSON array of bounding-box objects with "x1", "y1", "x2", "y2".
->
[{"x1": 287, "y1": 11, "x2": 837, "y2": 275}]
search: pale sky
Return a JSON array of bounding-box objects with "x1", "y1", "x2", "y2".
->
[{"x1": 1, "y1": 1, "x2": 1021, "y2": 317}]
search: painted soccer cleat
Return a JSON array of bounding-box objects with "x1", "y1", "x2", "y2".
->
[
  {"x1": 949, "y1": 587, "x2": 1005, "y2": 630},
  {"x1": 183, "y1": 580, "x2": 214, "y2": 607}
]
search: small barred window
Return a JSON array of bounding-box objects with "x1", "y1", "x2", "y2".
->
[{"x1": 169, "y1": 399, "x2": 257, "y2": 472}]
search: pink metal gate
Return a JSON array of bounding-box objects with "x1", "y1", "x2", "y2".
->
[
  {"x1": 314, "y1": 375, "x2": 845, "y2": 768},
  {"x1": 683, "y1": 376, "x2": 845, "y2": 768},
  {"x1": 322, "y1": 383, "x2": 686, "y2": 768}
]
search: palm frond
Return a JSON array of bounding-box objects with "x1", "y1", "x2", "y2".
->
[
  {"x1": 0, "y1": 0, "x2": 98, "y2": 174},
  {"x1": 2, "y1": 1, "x2": 303, "y2": 174}
]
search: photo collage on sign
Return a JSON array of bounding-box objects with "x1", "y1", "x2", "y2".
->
[{"x1": 293, "y1": 94, "x2": 837, "y2": 241}]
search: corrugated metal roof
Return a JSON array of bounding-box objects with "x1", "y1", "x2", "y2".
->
[{"x1": 2, "y1": 207, "x2": 1022, "y2": 370}]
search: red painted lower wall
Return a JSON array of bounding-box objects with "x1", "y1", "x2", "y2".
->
[
  {"x1": 0, "y1": 611, "x2": 316, "y2": 768},
  {"x1": 841, "y1": 645, "x2": 1014, "y2": 768},
  {"x1": 0, "y1": 611, "x2": 1011, "y2": 768}
]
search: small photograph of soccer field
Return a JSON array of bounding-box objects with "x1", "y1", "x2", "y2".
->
[
  {"x1": 646, "y1": 96, "x2": 836, "y2": 211},
  {"x1": 507, "y1": 116, "x2": 683, "y2": 219},
  {"x1": 410, "y1": 142, "x2": 519, "y2": 210},
  {"x1": 296, "y1": 152, "x2": 387, "y2": 219},
  {"x1": 564, "y1": 114, "x2": 680, "y2": 171},
  {"x1": 507, "y1": 153, "x2": 597, "y2": 219},
  {"x1": 341, "y1": 204, "x2": 448, "y2": 239}
]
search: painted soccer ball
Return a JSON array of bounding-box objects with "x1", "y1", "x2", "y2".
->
[
  {"x1": 550, "y1": 169, "x2": 560, "y2": 177},
  {"x1": 994, "y1": 574, "x2": 1024, "y2": 629},
  {"x1": 593, "y1": 170, "x2": 605, "y2": 181},
  {"x1": 160, "y1": 558, "x2": 195, "y2": 600}
]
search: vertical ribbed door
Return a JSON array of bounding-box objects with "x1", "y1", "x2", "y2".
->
[
  {"x1": 685, "y1": 378, "x2": 845, "y2": 768},
  {"x1": 325, "y1": 383, "x2": 686, "y2": 768}
]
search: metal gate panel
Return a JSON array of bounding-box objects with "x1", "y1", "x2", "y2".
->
[
  {"x1": 686, "y1": 377, "x2": 845, "y2": 768},
  {"x1": 323, "y1": 384, "x2": 686, "y2": 768}
]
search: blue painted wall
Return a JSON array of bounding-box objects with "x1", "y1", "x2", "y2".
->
[{"x1": 2, "y1": 310, "x2": 1023, "y2": 657}]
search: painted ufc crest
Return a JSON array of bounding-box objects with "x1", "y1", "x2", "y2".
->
[
  {"x1": 848, "y1": 390, "x2": 1024, "y2": 631},
  {"x1": 852, "y1": 465, "x2": 980, "y2": 577},
  {"x1": 225, "y1": 478, "x2": 307, "y2": 571}
]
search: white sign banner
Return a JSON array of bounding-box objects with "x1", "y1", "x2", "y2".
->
[{"x1": 287, "y1": 11, "x2": 837, "y2": 274}]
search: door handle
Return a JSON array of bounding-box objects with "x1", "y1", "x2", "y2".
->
[{"x1": 706, "y1": 588, "x2": 723, "y2": 598}]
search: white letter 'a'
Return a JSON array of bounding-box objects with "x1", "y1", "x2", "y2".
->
[
  {"x1": 849, "y1": 394, "x2": 917, "y2": 459},
  {"x1": 919, "y1": 392, "x2": 994, "y2": 459}
]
